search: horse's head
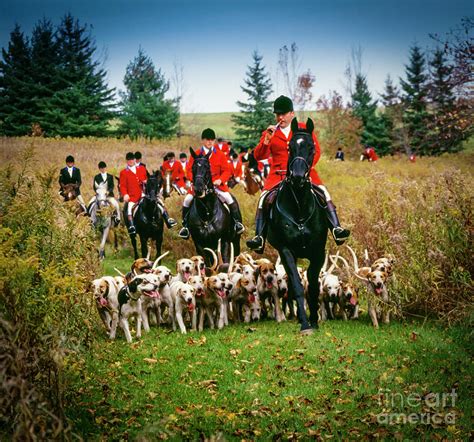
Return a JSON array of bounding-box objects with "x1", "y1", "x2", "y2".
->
[
  {"x1": 95, "y1": 183, "x2": 108, "y2": 208},
  {"x1": 190, "y1": 147, "x2": 212, "y2": 198},
  {"x1": 61, "y1": 183, "x2": 78, "y2": 201},
  {"x1": 145, "y1": 170, "x2": 163, "y2": 202},
  {"x1": 287, "y1": 117, "x2": 315, "y2": 188}
]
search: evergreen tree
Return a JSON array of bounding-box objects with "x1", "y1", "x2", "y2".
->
[
  {"x1": 29, "y1": 19, "x2": 60, "y2": 131},
  {"x1": 119, "y1": 48, "x2": 179, "y2": 139},
  {"x1": 427, "y1": 48, "x2": 465, "y2": 154},
  {"x1": 351, "y1": 73, "x2": 391, "y2": 155},
  {"x1": 380, "y1": 74, "x2": 404, "y2": 154},
  {"x1": 40, "y1": 14, "x2": 115, "y2": 137},
  {"x1": 231, "y1": 51, "x2": 273, "y2": 148},
  {"x1": 400, "y1": 45, "x2": 431, "y2": 155},
  {"x1": 0, "y1": 25, "x2": 33, "y2": 135}
]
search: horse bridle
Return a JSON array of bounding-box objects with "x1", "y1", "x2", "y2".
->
[
  {"x1": 193, "y1": 158, "x2": 214, "y2": 197},
  {"x1": 144, "y1": 178, "x2": 161, "y2": 224},
  {"x1": 287, "y1": 133, "x2": 313, "y2": 181}
]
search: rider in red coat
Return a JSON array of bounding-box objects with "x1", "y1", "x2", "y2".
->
[
  {"x1": 214, "y1": 137, "x2": 230, "y2": 159},
  {"x1": 247, "y1": 96, "x2": 350, "y2": 253},
  {"x1": 229, "y1": 152, "x2": 244, "y2": 183},
  {"x1": 120, "y1": 152, "x2": 176, "y2": 234},
  {"x1": 178, "y1": 128, "x2": 245, "y2": 239},
  {"x1": 162, "y1": 152, "x2": 187, "y2": 194}
]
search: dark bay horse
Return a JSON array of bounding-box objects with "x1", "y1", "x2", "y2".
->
[
  {"x1": 267, "y1": 118, "x2": 328, "y2": 334},
  {"x1": 126, "y1": 171, "x2": 164, "y2": 260},
  {"x1": 188, "y1": 148, "x2": 241, "y2": 265},
  {"x1": 60, "y1": 183, "x2": 87, "y2": 217}
]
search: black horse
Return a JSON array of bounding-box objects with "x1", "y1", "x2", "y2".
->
[
  {"x1": 267, "y1": 118, "x2": 328, "y2": 334},
  {"x1": 188, "y1": 148, "x2": 241, "y2": 265},
  {"x1": 125, "y1": 170, "x2": 164, "y2": 260}
]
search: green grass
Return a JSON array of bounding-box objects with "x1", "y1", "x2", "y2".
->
[{"x1": 65, "y1": 319, "x2": 472, "y2": 440}]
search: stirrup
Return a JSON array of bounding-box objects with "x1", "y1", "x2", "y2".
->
[
  {"x1": 166, "y1": 217, "x2": 178, "y2": 228},
  {"x1": 246, "y1": 235, "x2": 263, "y2": 250},
  {"x1": 128, "y1": 225, "x2": 136, "y2": 234},
  {"x1": 234, "y1": 221, "x2": 245, "y2": 234},
  {"x1": 179, "y1": 227, "x2": 190, "y2": 239},
  {"x1": 332, "y1": 227, "x2": 350, "y2": 245}
]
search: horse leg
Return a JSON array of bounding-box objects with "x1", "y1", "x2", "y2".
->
[
  {"x1": 154, "y1": 229, "x2": 163, "y2": 259},
  {"x1": 99, "y1": 223, "x2": 110, "y2": 259},
  {"x1": 140, "y1": 234, "x2": 148, "y2": 258},
  {"x1": 307, "y1": 256, "x2": 324, "y2": 328},
  {"x1": 130, "y1": 233, "x2": 139, "y2": 260},
  {"x1": 279, "y1": 248, "x2": 311, "y2": 332}
]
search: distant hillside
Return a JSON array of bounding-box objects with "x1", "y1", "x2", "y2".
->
[
  {"x1": 180, "y1": 112, "x2": 236, "y2": 139},
  {"x1": 180, "y1": 111, "x2": 319, "y2": 141}
]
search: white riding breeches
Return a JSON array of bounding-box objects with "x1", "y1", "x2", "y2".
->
[
  {"x1": 127, "y1": 201, "x2": 136, "y2": 216},
  {"x1": 183, "y1": 189, "x2": 234, "y2": 207},
  {"x1": 317, "y1": 185, "x2": 332, "y2": 201}
]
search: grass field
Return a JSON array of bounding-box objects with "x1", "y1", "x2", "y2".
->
[{"x1": 65, "y1": 318, "x2": 472, "y2": 440}]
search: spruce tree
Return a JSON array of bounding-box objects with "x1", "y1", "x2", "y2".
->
[
  {"x1": 40, "y1": 14, "x2": 115, "y2": 137},
  {"x1": 0, "y1": 25, "x2": 33, "y2": 135},
  {"x1": 427, "y1": 48, "x2": 464, "y2": 154},
  {"x1": 231, "y1": 51, "x2": 273, "y2": 149},
  {"x1": 119, "y1": 48, "x2": 179, "y2": 139},
  {"x1": 351, "y1": 74, "x2": 391, "y2": 155},
  {"x1": 400, "y1": 45, "x2": 431, "y2": 155},
  {"x1": 29, "y1": 19, "x2": 60, "y2": 131},
  {"x1": 380, "y1": 74, "x2": 403, "y2": 154}
]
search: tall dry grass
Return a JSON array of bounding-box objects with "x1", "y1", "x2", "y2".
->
[
  {"x1": 0, "y1": 146, "x2": 101, "y2": 440},
  {"x1": 1, "y1": 136, "x2": 473, "y2": 324}
]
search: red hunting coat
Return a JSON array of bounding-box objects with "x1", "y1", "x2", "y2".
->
[
  {"x1": 119, "y1": 166, "x2": 147, "y2": 203},
  {"x1": 187, "y1": 147, "x2": 231, "y2": 192},
  {"x1": 162, "y1": 159, "x2": 186, "y2": 188},
  {"x1": 365, "y1": 147, "x2": 379, "y2": 162},
  {"x1": 253, "y1": 122, "x2": 323, "y2": 190},
  {"x1": 214, "y1": 142, "x2": 230, "y2": 159},
  {"x1": 229, "y1": 159, "x2": 243, "y2": 179}
]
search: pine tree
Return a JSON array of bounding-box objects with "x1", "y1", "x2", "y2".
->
[
  {"x1": 400, "y1": 45, "x2": 431, "y2": 155},
  {"x1": 351, "y1": 74, "x2": 391, "y2": 155},
  {"x1": 427, "y1": 48, "x2": 465, "y2": 154},
  {"x1": 231, "y1": 51, "x2": 273, "y2": 149},
  {"x1": 119, "y1": 48, "x2": 179, "y2": 139},
  {"x1": 40, "y1": 14, "x2": 115, "y2": 137},
  {"x1": 0, "y1": 25, "x2": 33, "y2": 135},
  {"x1": 29, "y1": 19, "x2": 60, "y2": 131},
  {"x1": 380, "y1": 74, "x2": 404, "y2": 154}
]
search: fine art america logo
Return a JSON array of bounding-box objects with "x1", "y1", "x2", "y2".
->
[{"x1": 377, "y1": 389, "x2": 457, "y2": 425}]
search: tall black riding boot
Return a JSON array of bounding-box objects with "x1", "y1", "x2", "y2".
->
[
  {"x1": 229, "y1": 202, "x2": 245, "y2": 234},
  {"x1": 246, "y1": 208, "x2": 265, "y2": 254},
  {"x1": 326, "y1": 200, "x2": 350, "y2": 245},
  {"x1": 161, "y1": 208, "x2": 177, "y2": 228},
  {"x1": 127, "y1": 215, "x2": 136, "y2": 235},
  {"x1": 178, "y1": 206, "x2": 190, "y2": 239}
]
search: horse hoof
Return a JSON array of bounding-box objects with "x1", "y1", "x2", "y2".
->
[{"x1": 300, "y1": 328, "x2": 313, "y2": 336}]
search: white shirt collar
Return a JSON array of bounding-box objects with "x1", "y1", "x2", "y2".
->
[
  {"x1": 129, "y1": 165, "x2": 137, "y2": 174},
  {"x1": 101, "y1": 172, "x2": 107, "y2": 180},
  {"x1": 281, "y1": 125, "x2": 291, "y2": 138}
]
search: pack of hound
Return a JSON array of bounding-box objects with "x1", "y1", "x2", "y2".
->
[{"x1": 90, "y1": 244, "x2": 396, "y2": 342}]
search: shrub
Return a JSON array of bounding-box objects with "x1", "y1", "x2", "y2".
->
[
  {"x1": 0, "y1": 147, "x2": 101, "y2": 440},
  {"x1": 348, "y1": 168, "x2": 473, "y2": 324}
]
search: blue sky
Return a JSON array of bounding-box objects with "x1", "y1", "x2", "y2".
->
[{"x1": 1, "y1": 0, "x2": 472, "y2": 112}]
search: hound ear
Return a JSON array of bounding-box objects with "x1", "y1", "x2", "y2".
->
[
  {"x1": 291, "y1": 117, "x2": 299, "y2": 133},
  {"x1": 306, "y1": 118, "x2": 314, "y2": 134},
  {"x1": 254, "y1": 267, "x2": 260, "y2": 280},
  {"x1": 129, "y1": 277, "x2": 142, "y2": 292},
  {"x1": 190, "y1": 147, "x2": 197, "y2": 159}
]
